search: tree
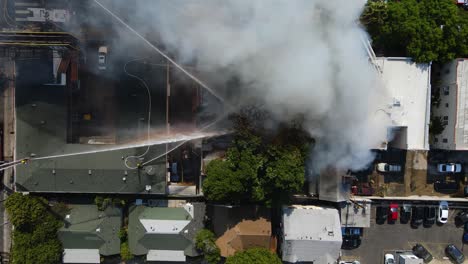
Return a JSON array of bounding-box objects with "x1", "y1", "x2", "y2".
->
[
  {"x1": 195, "y1": 229, "x2": 221, "y2": 264},
  {"x1": 225, "y1": 248, "x2": 281, "y2": 264},
  {"x1": 120, "y1": 242, "x2": 132, "y2": 261},
  {"x1": 5, "y1": 193, "x2": 63, "y2": 264},
  {"x1": 263, "y1": 145, "x2": 305, "y2": 203},
  {"x1": 361, "y1": 0, "x2": 468, "y2": 62},
  {"x1": 203, "y1": 113, "x2": 309, "y2": 205}
]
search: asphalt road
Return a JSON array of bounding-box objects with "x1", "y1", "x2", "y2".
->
[{"x1": 343, "y1": 204, "x2": 468, "y2": 264}]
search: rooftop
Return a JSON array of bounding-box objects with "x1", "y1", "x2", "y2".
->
[
  {"x1": 454, "y1": 59, "x2": 468, "y2": 148},
  {"x1": 340, "y1": 199, "x2": 371, "y2": 228},
  {"x1": 375, "y1": 57, "x2": 431, "y2": 150},
  {"x1": 209, "y1": 205, "x2": 272, "y2": 257},
  {"x1": 58, "y1": 204, "x2": 122, "y2": 257},
  {"x1": 14, "y1": 56, "x2": 168, "y2": 194},
  {"x1": 128, "y1": 201, "x2": 205, "y2": 261},
  {"x1": 282, "y1": 205, "x2": 342, "y2": 264}
]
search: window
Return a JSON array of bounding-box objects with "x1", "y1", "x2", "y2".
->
[
  {"x1": 446, "y1": 103, "x2": 449, "y2": 108},
  {"x1": 444, "y1": 116, "x2": 448, "y2": 121},
  {"x1": 434, "y1": 137, "x2": 439, "y2": 143},
  {"x1": 443, "y1": 138, "x2": 448, "y2": 143}
]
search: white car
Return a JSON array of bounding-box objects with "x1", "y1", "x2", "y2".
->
[
  {"x1": 438, "y1": 201, "x2": 449, "y2": 224},
  {"x1": 377, "y1": 163, "x2": 401, "y2": 173},
  {"x1": 438, "y1": 163, "x2": 462, "y2": 173},
  {"x1": 384, "y1": 253, "x2": 395, "y2": 264},
  {"x1": 98, "y1": 46, "x2": 108, "y2": 70}
]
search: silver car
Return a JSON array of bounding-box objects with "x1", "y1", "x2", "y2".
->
[{"x1": 438, "y1": 163, "x2": 462, "y2": 173}]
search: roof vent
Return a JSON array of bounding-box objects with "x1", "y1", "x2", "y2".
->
[
  {"x1": 145, "y1": 185, "x2": 152, "y2": 192},
  {"x1": 65, "y1": 214, "x2": 70, "y2": 219},
  {"x1": 328, "y1": 231, "x2": 334, "y2": 236},
  {"x1": 96, "y1": 228, "x2": 101, "y2": 233}
]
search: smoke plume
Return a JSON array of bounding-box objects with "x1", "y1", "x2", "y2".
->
[{"x1": 99, "y1": 0, "x2": 391, "y2": 173}]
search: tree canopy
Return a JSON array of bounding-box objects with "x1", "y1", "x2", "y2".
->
[
  {"x1": 195, "y1": 229, "x2": 221, "y2": 264},
  {"x1": 225, "y1": 248, "x2": 282, "y2": 264},
  {"x1": 5, "y1": 193, "x2": 63, "y2": 264},
  {"x1": 361, "y1": 0, "x2": 468, "y2": 63},
  {"x1": 203, "y1": 112, "x2": 310, "y2": 205}
]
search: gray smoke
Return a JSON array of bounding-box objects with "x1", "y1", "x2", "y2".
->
[{"x1": 96, "y1": 0, "x2": 391, "y2": 173}]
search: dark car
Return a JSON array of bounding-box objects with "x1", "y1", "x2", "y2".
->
[
  {"x1": 463, "y1": 223, "x2": 468, "y2": 244},
  {"x1": 411, "y1": 207, "x2": 424, "y2": 228},
  {"x1": 400, "y1": 204, "x2": 411, "y2": 224},
  {"x1": 423, "y1": 207, "x2": 436, "y2": 227},
  {"x1": 341, "y1": 235, "x2": 361, "y2": 250},
  {"x1": 446, "y1": 244, "x2": 465, "y2": 264},
  {"x1": 412, "y1": 243, "x2": 433, "y2": 263},
  {"x1": 455, "y1": 211, "x2": 468, "y2": 227},
  {"x1": 376, "y1": 205, "x2": 389, "y2": 224},
  {"x1": 434, "y1": 175, "x2": 460, "y2": 194}
]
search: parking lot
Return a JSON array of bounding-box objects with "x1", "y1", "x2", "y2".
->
[{"x1": 342, "y1": 203, "x2": 468, "y2": 264}]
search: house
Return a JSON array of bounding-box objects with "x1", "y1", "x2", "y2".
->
[
  {"x1": 281, "y1": 205, "x2": 342, "y2": 263},
  {"x1": 128, "y1": 200, "x2": 205, "y2": 262},
  {"x1": 374, "y1": 57, "x2": 432, "y2": 150},
  {"x1": 209, "y1": 205, "x2": 273, "y2": 257},
  {"x1": 58, "y1": 204, "x2": 121, "y2": 264},
  {"x1": 399, "y1": 253, "x2": 423, "y2": 264},
  {"x1": 432, "y1": 59, "x2": 468, "y2": 150}
]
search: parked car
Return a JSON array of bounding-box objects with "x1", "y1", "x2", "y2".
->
[
  {"x1": 438, "y1": 163, "x2": 462, "y2": 173},
  {"x1": 412, "y1": 243, "x2": 433, "y2": 263},
  {"x1": 438, "y1": 201, "x2": 449, "y2": 224},
  {"x1": 423, "y1": 207, "x2": 436, "y2": 227},
  {"x1": 341, "y1": 235, "x2": 361, "y2": 249},
  {"x1": 463, "y1": 223, "x2": 468, "y2": 244},
  {"x1": 411, "y1": 207, "x2": 424, "y2": 228},
  {"x1": 377, "y1": 163, "x2": 402, "y2": 173},
  {"x1": 446, "y1": 244, "x2": 465, "y2": 264},
  {"x1": 389, "y1": 203, "x2": 398, "y2": 222},
  {"x1": 341, "y1": 227, "x2": 362, "y2": 250},
  {"x1": 376, "y1": 204, "x2": 389, "y2": 224},
  {"x1": 384, "y1": 253, "x2": 395, "y2": 264},
  {"x1": 400, "y1": 203, "x2": 411, "y2": 224},
  {"x1": 455, "y1": 211, "x2": 468, "y2": 227},
  {"x1": 98, "y1": 46, "x2": 108, "y2": 70},
  {"x1": 434, "y1": 176, "x2": 460, "y2": 194}
]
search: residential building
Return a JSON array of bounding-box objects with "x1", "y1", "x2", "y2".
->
[
  {"x1": 432, "y1": 59, "x2": 468, "y2": 150},
  {"x1": 209, "y1": 205, "x2": 273, "y2": 257},
  {"x1": 375, "y1": 57, "x2": 432, "y2": 150},
  {"x1": 13, "y1": 48, "x2": 209, "y2": 195},
  {"x1": 58, "y1": 204, "x2": 121, "y2": 264},
  {"x1": 128, "y1": 200, "x2": 205, "y2": 262},
  {"x1": 281, "y1": 205, "x2": 342, "y2": 263}
]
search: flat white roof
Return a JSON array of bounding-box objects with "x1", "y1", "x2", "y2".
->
[
  {"x1": 375, "y1": 57, "x2": 431, "y2": 150},
  {"x1": 455, "y1": 59, "x2": 468, "y2": 148},
  {"x1": 282, "y1": 205, "x2": 342, "y2": 263},
  {"x1": 63, "y1": 249, "x2": 100, "y2": 264},
  {"x1": 147, "y1": 250, "x2": 186, "y2": 262}
]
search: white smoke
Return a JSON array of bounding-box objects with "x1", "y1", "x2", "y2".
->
[{"x1": 100, "y1": 0, "x2": 391, "y2": 173}]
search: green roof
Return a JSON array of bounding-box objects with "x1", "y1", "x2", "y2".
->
[
  {"x1": 58, "y1": 204, "x2": 122, "y2": 256},
  {"x1": 128, "y1": 203, "x2": 206, "y2": 257},
  {"x1": 15, "y1": 83, "x2": 167, "y2": 194}
]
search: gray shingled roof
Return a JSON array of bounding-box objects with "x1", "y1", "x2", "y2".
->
[
  {"x1": 128, "y1": 202, "x2": 205, "y2": 257},
  {"x1": 58, "y1": 204, "x2": 122, "y2": 256}
]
